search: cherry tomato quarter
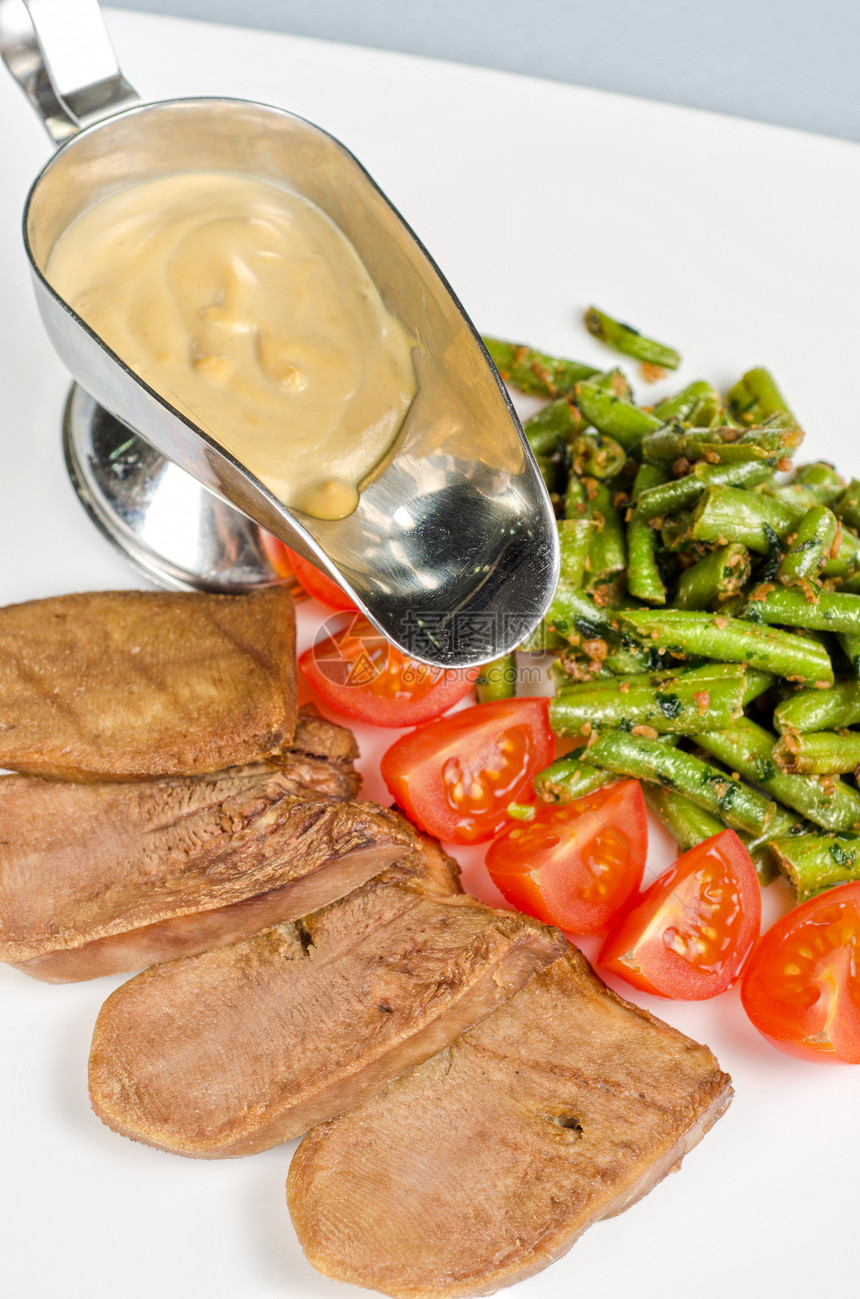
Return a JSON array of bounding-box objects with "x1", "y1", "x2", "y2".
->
[
  {"x1": 299, "y1": 614, "x2": 476, "y2": 727},
  {"x1": 260, "y1": 535, "x2": 356, "y2": 611},
  {"x1": 381, "y1": 698, "x2": 554, "y2": 844},
  {"x1": 741, "y1": 881, "x2": 860, "y2": 1064},
  {"x1": 486, "y1": 781, "x2": 647, "y2": 934},
  {"x1": 599, "y1": 829, "x2": 761, "y2": 1000}
]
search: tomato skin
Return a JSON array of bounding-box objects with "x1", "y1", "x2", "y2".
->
[
  {"x1": 598, "y1": 829, "x2": 761, "y2": 1000},
  {"x1": 741, "y1": 881, "x2": 860, "y2": 1064},
  {"x1": 381, "y1": 698, "x2": 554, "y2": 844},
  {"x1": 485, "y1": 781, "x2": 647, "y2": 934},
  {"x1": 299, "y1": 615, "x2": 476, "y2": 727},
  {"x1": 260, "y1": 535, "x2": 356, "y2": 611}
]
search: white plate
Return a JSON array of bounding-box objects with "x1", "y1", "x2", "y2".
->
[{"x1": 1, "y1": 9, "x2": 858, "y2": 1298}]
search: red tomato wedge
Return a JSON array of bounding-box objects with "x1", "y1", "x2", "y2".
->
[
  {"x1": 381, "y1": 698, "x2": 554, "y2": 844},
  {"x1": 741, "y1": 881, "x2": 860, "y2": 1064},
  {"x1": 485, "y1": 781, "x2": 647, "y2": 934},
  {"x1": 598, "y1": 829, "x2": 761, "y2": 1000},
  {"x1": 260, "y1": 534, "x2": 356, "y2": 611},
  {"x1": 299, "y1": 613, "x2": 476, "y2": 727}
]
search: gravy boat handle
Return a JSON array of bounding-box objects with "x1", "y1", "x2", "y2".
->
[{"x1": 0, "y1": 0, "x2": 138, "y2": 143}]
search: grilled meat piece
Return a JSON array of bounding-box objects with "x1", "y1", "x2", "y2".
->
[
  {"x1": 1, "y1": 721, "x2": 405, "y2": 981},
  {"x1": 268, "y1": 705, "x2": 360, "y2": 802},
  {"x1": 288, "y1": 949, "x2": 732, "y2": 1299},
  {"x1": 88, "y1": 853, "x2": 565, "y2": 1157},
  {"x1": 0, "y1": 588, "x2": 296, "y2": 779}
]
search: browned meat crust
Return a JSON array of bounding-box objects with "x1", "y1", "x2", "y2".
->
[
  {"x1": 263, "y1": 705, "x2": 360, "y2": 802},
  {"x1": 88, "y1": 859, "x2": 565, "y2": 1157},
  {"x1": 285, "y1": 702, "x2": 358, "y2": 770},
  {"x1": 288, "y1": 949, "x2": 733, "y2": 1298},
  {"x1": 2, "y1": 771, "x2": 415, "y2": 981},
  {"x1": 0, "y1": 588, "x2": 296, "y2": 779}
]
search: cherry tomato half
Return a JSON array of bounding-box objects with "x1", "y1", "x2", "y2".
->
[
  {"x1": 299, "y1": 613, "x2": 476, "y2": 727},
  {"x1": 260, "y1": 535, "x2": 356, "y2": 611},
  {"x1": 741, "y1": 881, "x2": 860, "y2": 1063},
  {"x1": 381, "y1": 698, "x2": 554, "y2": 844},
  {"x1": 598, "y1": 829, "x2": 761, "y2": 1000},
  {"x1": 485, "y1": 781, "x2": 647, "y2": 934}
]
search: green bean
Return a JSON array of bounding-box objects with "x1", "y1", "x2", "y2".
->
[
  {"x1": 727, "y1": 366, "x2": 795, "y2": 425},
  {"x1": 633, "y1": 459, "x2": 772, "y2": 521},
  {"x1": 674, "y1": 543, "x2": 751, "y2": 611},
  {"x1": 475, "y1": 653, "x2": 517, "y2": 703},
  {"x1": 837, "y1": 633, "x2": 860, "y2": 675},
  {"x1": 614, "y1": 608, "x2": 833, "y2": 686},
  {"x1": 772, "y1": 730, "x2": 860, "y2": 775},
  {"x1": 644, "y1": 787, "x2": 724, "y2": 850},
  {"x1": 603, "y1": 639, "x2": 669, "y2": 675},
  {"x1": 522, "y1": 396, "x2": 586, "y2": 455},
  {"x1": 774, "y1": 680, "x2": 860, "y2": 734},
  {"x1": 744, "y1": 586, "x2": 860, "y2": 635},
  {"x1": 550, "y1": 665, "x2": 751, "y2": 737},
  {"x1": 769, "y1": 832, "x2": 860, "y2": 900},
  {"x1": 557, "y1": 518, "x2": 593, "y2": 588},
  {"x1": 585, "y1": 480, "x2": 627, "y2": 584},
  {"x1": 662, "y1": 509, "x2": 696, "y2": 550},
  {"x1": 693, "y1": 488, "x2": 856, "y2": 576},
  {"x1": 582, "y1": 729, "x2": 776, "y2": 835},
  {"x1": 652, "y1": 381, "x2": 722, "y2": 427},
  {"x1": 518, "y1": 618, "x2": 568, "y2": 654},
  {"x1": 627, "y1": 463, "x2": 666, "y2": 604},
  {"x1": 690, "y1": 487, "x2": 797, "y2": 552},
  {"x1": 645, "y1": 787, "x2": 792, "y2": 884},
  {"x1": 775, "y1": 505, "x2": 838, "y2": 590},
  {"x1": 695, "y1": 717, "x2": 860, "y2": 832},
  {"x1": 595, "y1": 367, "x2": 635, "y2": 402},
  {"x1": 642, "y1": 426, "x2": 785, "y2": 467},
  {"x1": 765, "y1": 481, "x2": 829, "y2": 513},
  {"x1": 483, "y1": 337, "x2": 598, "y2": 396},
  {"x1": 792, "y1": 462, "x2": 845, "y2": 505},
  {"x1": 546, "y1": 583, "x2": 615, "y2": 642},
  {"x1": 572, "y1": 381, "x2": 663, "y2": 450},
  {"x1": 570, "y1": 431, "x2": 627, "y2": 480},
  {"x1": 563, "y1": 472, "x2": 588, "y2": 520},
  {"x1": 739, "y1": 805, "x2": 803, "y2": 886},
  {"x1": 533, "y1": 754, "x2": 616, "y2": 803},
  {"x1": 584, "y1": 306, "x2": 680, "y2": 371},
  {"x1": 834, "y1": 479, "x2": 860, "y2": 532},
  {"x1": 743, "y1": 669, "x2": 778, "y2": 705}
]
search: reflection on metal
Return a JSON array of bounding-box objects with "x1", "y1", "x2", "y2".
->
[
  {"x1": 63, "y1": 385, "x2": 290, "y2": 593},
  {"x1": 2, "y1": 0, "x2": 559, "y2": 666}
]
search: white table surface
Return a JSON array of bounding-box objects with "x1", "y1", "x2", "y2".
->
[{"x1": 0, "y1": 9, "x2": 858, "y2": 1298}]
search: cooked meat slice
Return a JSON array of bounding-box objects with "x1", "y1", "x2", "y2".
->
[
  {"x1": 2, "y1": 782, "x2": 414, "y2": 980},
  {"x1": 287, "y1": 703, "x2": 359, "y2": 771},
  {"x1": 0, "y1": 588, "x2": 296, "y2": 779},
  {"x1": 266, "y1": 705, "x2": 360, "y2": 801},
  {"x1": 288, "y1": 949, "x2": 733, "y2": 1299},
  {"x1": 88, "y1": 866, "x2": 565, "y2": 1157}
]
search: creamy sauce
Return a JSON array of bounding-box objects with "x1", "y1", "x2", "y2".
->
[{"x1": 46, "y1": 171, "x2": 416, "y2": 519}]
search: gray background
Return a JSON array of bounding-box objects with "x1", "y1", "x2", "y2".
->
[{"x1": 111, "y1": 0, "x2": 859, "y2": 142}]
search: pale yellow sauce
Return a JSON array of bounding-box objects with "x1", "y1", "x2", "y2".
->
[{"x1": 46, "y1": 171, "x2": 416, "y2": 519}]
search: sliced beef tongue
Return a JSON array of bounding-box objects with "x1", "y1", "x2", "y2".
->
[
  {"x1": 288, "y1": 948, "x2": 733, "y2": 1299},
  {"x1": 269, "y1": 705, "x2": 360, "y2": 802},
  {"x1": 0, "y1": 588, "x2": 298, "y2": 781},
  {"x1": 0, "y1": 770, "x2": 414, "y2": 981},
  {"x1": 88, "y1": 848, "x2": 566, "y2": 1157},
  {"x1": 287, "y1": 703, "x2": 359, "y2": 773}
]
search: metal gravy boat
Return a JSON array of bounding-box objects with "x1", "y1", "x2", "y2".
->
[{"x1": 0, "y1": 0, "x2": 559, "y2": 667}]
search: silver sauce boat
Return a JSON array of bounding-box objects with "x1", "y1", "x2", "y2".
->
[{"x1": 0, "y1": 0, "x2": 559, "y2": 667}]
